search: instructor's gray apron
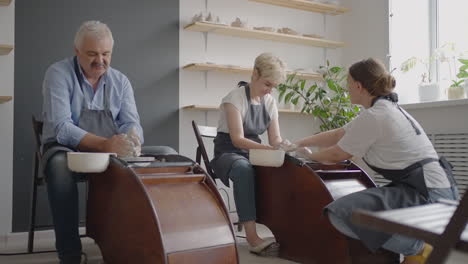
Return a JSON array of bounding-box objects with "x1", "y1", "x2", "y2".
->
[
  {"x1": 325, "y1": 93, "x2": 458, "y2": 252},
  {"x1": 41, "y1": 56, "x2": 118, "y2": 173},
  {"x1": 211, "y1": 83, "x2": 271, "y2": 187}
]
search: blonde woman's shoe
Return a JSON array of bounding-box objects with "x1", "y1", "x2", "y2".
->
[
  {"x1": 248, "y1": 238, "x2": 280, "y2": 257},
  {"x1": 403, "y1": 243, "x2": 433, "y2": 264}
]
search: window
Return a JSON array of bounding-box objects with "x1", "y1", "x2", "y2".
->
[{"x1": 389, "y1": 0, "x2": 468, "y2": 104}]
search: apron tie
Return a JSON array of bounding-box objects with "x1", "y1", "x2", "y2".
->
[{"x1": 371, "y1": 93, "x2": 421, "y2": 135}]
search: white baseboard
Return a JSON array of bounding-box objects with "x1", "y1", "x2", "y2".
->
[{"x1": 0, "y1": 227, "x2": 86, "y2": 250}]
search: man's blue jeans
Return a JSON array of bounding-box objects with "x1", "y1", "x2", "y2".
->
[{"x1": 45, "y1": 152, "x2": 83, "y2": 264}]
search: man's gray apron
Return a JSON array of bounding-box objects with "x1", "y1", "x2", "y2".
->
[
  {"x1": 211, "y1": 83, "x2": 271, "y2": 187},
  {"x1": 41, "y1": 56, "x2": 118, "y2": 173},
  {"x1": 325, "y1": 93, "x2": 458, "y2": 252}
]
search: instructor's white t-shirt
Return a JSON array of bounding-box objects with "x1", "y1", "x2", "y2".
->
[
  {"x1": 217, "y1": 86, "x2": 278, "y2": 133},
  {"x1": 337, "y1": 99, "x2": 450, "y2": 188}
]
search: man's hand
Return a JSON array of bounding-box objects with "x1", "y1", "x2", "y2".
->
[
  {"x1": 127, "y1": 127, "x2": 141, "y2": 157},
  {"x1": 103, "y1": 134, "x2": 135, "y2": 157}
]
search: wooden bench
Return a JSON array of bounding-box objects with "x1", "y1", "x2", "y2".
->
[{"x1": 352, "y1": 191, "x2": 468, "y2": 264}]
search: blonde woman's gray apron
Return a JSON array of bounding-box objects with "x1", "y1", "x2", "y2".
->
[
  {"x1": 211, "y1": 84, "x2": 271, "y2": 187},
  {"x1": 41, "y1": 56, "x2": 118, "y2": 173},
  {"x1": 325, "y1": 93, "x2": 459, "y2": 252}
]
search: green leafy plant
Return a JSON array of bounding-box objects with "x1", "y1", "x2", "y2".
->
[
  {"x1": 277, "y1": 61, "x2": 360, "y2": 132},
  {"x1": 456, "y1": 59, "x2": 468, "y2": 79},
  {"x1": 400, "y1": 55, "x2": 438, "y2": 83},
  {"x1": 454, "y1": 58, "x2": 468, "y2": 87},
  {"x1": 436, "y1": 43, "x2": 466, "y2": 88}
]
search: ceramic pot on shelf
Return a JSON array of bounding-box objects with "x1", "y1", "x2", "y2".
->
[
  {"x1": 447, "y1": 85, "x2": 466, "y2": 100},
  {"x1": 418, "y1": 82, "x2": 440, "y2": 102}
]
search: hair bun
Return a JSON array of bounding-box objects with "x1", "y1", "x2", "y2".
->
[{"x1": 389, "y1": 75, "x2": 396, "y2": 88}]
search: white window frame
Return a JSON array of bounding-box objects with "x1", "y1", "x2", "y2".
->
[{"x1": 389, "y1": 0, "x2": 467, "y2": 104}]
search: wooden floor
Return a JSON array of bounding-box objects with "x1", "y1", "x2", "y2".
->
[{"x1": 0, "y1": 224, "x2": 467, "y2": 263}]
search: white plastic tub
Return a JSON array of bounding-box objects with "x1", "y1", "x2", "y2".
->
[
  {"x1": 67, "y1": 152, "x2": 116, "y2": 173},
  {"x1": 249, "y1": 149, "x2": 285, "y2": 167}
]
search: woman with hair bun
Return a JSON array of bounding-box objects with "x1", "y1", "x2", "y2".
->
[{"x1": 291, "y1": 58, "x2": 459, "y2": 264}]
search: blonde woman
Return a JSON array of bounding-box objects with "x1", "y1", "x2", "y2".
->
[{"x1": 211, "y1": 53, "x2": 288, "y2": 256}]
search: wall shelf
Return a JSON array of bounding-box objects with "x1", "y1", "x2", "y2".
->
[
  {"x1": 248, "y1": 0, "x2": 349, "y2": 15},
  {"x1": 184, "y1": 22, "x2": 345, "y2": 48},
  {"x1": 183, "y1": 63, "x2": 323, "y2": 81},
  {"x1": 0, "y1": 44, "x2": 14, "y2": 55},
  {"x1": 183, "y1": 104, "x2": 303, "y2": 114},
  {"x1": 0, "y1": 96, "x2": 12, "y2": 104},
  {"x1": 0, "y1": 0, "x2": 12, "y2": 6}
]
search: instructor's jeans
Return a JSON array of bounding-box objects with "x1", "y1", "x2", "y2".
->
[
  {"x1": 328, "y1": 187, "x2": 459, "y2": 256},
  {"x1": 229, "y1": 159, "x2": 257, "y2": 222},
  {"x1": 45, "y1": 152, "x2": 83, "y2": 264}
]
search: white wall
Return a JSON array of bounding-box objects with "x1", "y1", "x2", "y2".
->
[
  {"x1": 0, "y1": 0, "x2": 15, "y2": 237},
  {"x1": 341, "y1": 0, "x2": 389, "y2": 68}
]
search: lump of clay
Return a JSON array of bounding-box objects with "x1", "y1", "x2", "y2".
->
[
  {"x1": 231, "y1": 17, "x2": 247, "y2": 28},
  {"x1": 205, "y1": 12, "x2": 213, "y2": 22},
  {"x1": 192, "y1": 12, "x2": 203, "y2": 23},
  {"x1": 253, "y1": 26, "x2": 275, "y2": 32},
  {"x1": 302, "y1": 33, "x2": 323, "y2": 39},
  {"x1": 277, "y1": 27, "x2": 299, "y2": 35}
]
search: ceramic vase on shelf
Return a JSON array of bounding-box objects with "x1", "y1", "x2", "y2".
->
[
  {"x1": 447, "y1": 85, "x2": 466, "y2": 100},
  {"x1": 418, "y1": 82, "x2": 440, "y2": 102}
]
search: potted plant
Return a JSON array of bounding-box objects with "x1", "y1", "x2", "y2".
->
[
  {"x1": 400, "y1": 55, "x2": 440, "y2": 102},
  {"x1": 447, "y1": 79, "x2": 465, "y2": 100},
  {"x1": 436, "y1": 43, "x2": 466, "y2": 99},
  {"x1": 276, "y1": 61, "x2": 360, "y2": 132}
]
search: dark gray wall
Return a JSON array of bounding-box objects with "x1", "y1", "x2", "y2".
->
[{"x1": 13, "y1": 0, "x2": 179, "y2": 231}]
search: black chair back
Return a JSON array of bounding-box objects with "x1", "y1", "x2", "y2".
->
[
  {"x1": 191, "y1": 120, "x2": 217, "y2": 180},
  {"x1": 32, "y1": 116, "x2": 43, "y2": 152}
]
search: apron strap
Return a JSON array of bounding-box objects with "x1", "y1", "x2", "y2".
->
[
  {"x1": 243, "y1": 83, "x2": 266, "y2": 105},
  {"x1": 244, "y1": 84, "x2": 251, "y2": 102},
  {"x1": 73, "y1": 56, "x2": 84, "y2": 92},
  {"x1": 363, "y1": 157, "x2": 438, "y2": 177},
  {"x1": 363, "y1": 157, "x2": 436, "y2": 199},
  {"x1": 74, "y1": 56, "x2": 111, "y2": 111},
  {"x1": 103, "y1": 83, "x2": 110, "y2": 110},
  {"x1": 371, "y1": 93, "x2": 421, "y2": 135}
]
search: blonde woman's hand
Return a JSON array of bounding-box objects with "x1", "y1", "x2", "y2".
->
[
  {"x1": 295, "y1": 147, "x2": 312, "y2": 159},
  {"x1": 279, "y1": 139, "x2": 298, "y2": 152}
]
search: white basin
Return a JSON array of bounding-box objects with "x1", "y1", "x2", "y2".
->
[
  {"x1": 249, "y1": 149, "x2": 285, "y2": 167},
  {"x1": 67, "y1": 152, "x2": 116, "y2": 173}
]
